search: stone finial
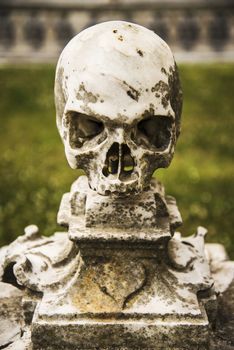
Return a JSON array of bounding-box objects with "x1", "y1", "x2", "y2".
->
[{"x1": 55, "y1": 21, "x2": 182, "y2": 196}]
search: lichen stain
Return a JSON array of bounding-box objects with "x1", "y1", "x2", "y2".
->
[
  {"x1": 142, "y1": 104, "x2": 155, "y2": 118},
  {"x1": 151, "y1": 80, "x2": 170, "y2": 108},
  {"x1": 151, "y1": 80, "x2": 169, "y2": 95},
  {"x1": 161, "y1": 67, "x2": 167, "y2": 75},
  {"x1": 70, "y1": 258, "x2": 146, "y2": 312},
  {"x1": 122, "y1": 256, "x2": 188, "y2": 311},
  {"x1": 70, "y1": 266, "x2": 119, "y2": 313},
  {"x1": 76, "y1": 146, "x2": 106, "y2": 172},
  {"x1": 76, "y1": 82, "x2": 98, "y2": 104},
  {"x1": 123, "y1": 81, "x2": 140, "y2": 102},
  {"x1": 136, "y1": 49, "x2": 144, "y2": 57},
  {"x1": 161, "y1": 95, "x2": 170, "y2": 109},
  {"x1": 168, "y1": 64, "x2": 183, "y2": 138},
  {"x1": 63, "y1": 114, "x2": 69, "y2": 128}
]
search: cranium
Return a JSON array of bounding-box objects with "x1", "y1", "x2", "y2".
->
[{"x1": 55, "y1": 21, "x2": 182, "y2": 195}]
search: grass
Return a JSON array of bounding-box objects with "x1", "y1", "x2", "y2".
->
[{"x1": 0, "y1": 64, "x2": 233, "y2": 258}]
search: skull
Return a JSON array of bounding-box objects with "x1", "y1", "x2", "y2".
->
[{"x1": 55, "y1": 21, "x2": 182, "y2": 195}]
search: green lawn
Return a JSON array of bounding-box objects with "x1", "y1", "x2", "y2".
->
[{"x1": 0, "y1": 64, "x2": 233, "y2": 258}]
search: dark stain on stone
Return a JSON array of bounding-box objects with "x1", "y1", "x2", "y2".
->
[
  {"x1": 136, "y1": 49, "x2": 143, "y2": 57},
  {"x1": 151, "y1": 80, "x2": 169, "y2": 94},
  {"x1": 123, "y1": 81, "x2": 140, "y2": 102},
  {"x1": 127, "y1": 90, "x2": 137, "y2": 101},
  {"x1": 118, "y1": 35, "x2": 123, "y2": 41},
  {"x1": 151, "y1": 80, "x2": 170, "y2": 108},
  {"x1": 113, "y1": 29, "x2": 118, "y2": 34},
  {"x1": 63, "y1": 114, "x2": 69, "y2": 128},
  {"x1": 161, "y1": 67, "x2": 167, "y2": 75},
  {"x1": 161, "y1": 94, "x2": 170, "y2": 109},
  {"x1": 142, "y1": 104, "x2": 155, "y2": 119},
  {"x1": 76, "y1": 82, "x2": 98, "y2": 104},
  {"x1": 168, "y1": 64, "x2": 183, "y2": 138},
  {"x1": 76, "y1": 151, "x2": 96, "y2": 170}
]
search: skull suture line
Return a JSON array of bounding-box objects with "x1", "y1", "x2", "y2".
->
[{"x1": 55, "y1": 21, "x2": 182, "y2": 196}]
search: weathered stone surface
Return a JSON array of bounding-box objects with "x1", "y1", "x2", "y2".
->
[
  {"x1": 32, "y1": 320, "x2": 210, "y2": 350},
  {"x1": 58, "y1": 176, "x2": 172, "y2": 244},
  {"x1": 206, "y1": 243, "x2": 234, "y2": 294},
  {"x1": 0, "y1": 282, "x2": 24, "y2": 348},
  {"x1": 0, "y1": 227, "x2": 80, "y2": 294},
  {"x1": 55, "y1": 21, "x2": 182, "y2": 196},
  {"x1": 30, "y1": 181, "x2": 216, "y2": 349},
  {"x1": 3, "y1": 328, "x2": 32, "y2": 350},
  {"x1": 209, "y1": 280, "x2": 234, "y2": 350}
]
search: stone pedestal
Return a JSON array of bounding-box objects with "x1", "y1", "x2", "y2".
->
[
  {"x1": 32, "y1": 242, "x2": 211, "y2": 349},
  {"x1": 0, "y1": 177, "x2": 233, "y2": 349},
  {"x1": 28, "y1": 176, "x2": 214, "y2": 349}
]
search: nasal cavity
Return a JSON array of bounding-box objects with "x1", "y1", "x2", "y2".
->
[
  {"x1": 103, "y1": 142, "x2": 119, "y2": 177},
  {"x1": 121, "y1": 144, "x2": 134, "y2": 175},
  {"x1": 102, "y1": 143, "x2": 135, "y2": 179}
]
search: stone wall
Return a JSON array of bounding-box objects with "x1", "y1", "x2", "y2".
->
[{"x1": 0, "y1": 0, "x2": 234, "y2": 63}]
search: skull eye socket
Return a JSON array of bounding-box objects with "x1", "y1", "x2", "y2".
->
[
  {"x1": 137, "y1": 116, "x2": 173, "y2": 150},
  {"x1": 67, "y1": 111, "x2": 104, "y2": 148}
]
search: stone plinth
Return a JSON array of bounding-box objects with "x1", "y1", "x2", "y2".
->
[{"x1": 29, "y1": 177, "x2": 214, "y2": 349}]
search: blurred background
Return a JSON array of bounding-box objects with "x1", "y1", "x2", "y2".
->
[{"x1": 0, "y1": 0, "x2": 233, "y2": 258}]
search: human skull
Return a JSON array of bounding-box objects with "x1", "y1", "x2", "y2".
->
[{"x1": 55, "y1": 21, "x2": 182, "y2": 196}]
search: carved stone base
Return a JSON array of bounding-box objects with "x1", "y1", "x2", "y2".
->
[
  {"x1": 1, "y1": 279, "x2": 234, "y2": 350},
  {"x1": 0, "y1": 178, "x2": 233, "y2": 349},
  {"x1": 32, "y1": 315, "x2": 209, "y2": 350},
  {"x1": 31, "y1": 231, "x2": 214, "y2": 349}
]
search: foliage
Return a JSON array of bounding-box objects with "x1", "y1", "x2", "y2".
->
[{"x1": 0, "y1": 64, "x2": 233, "y2": 258}]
